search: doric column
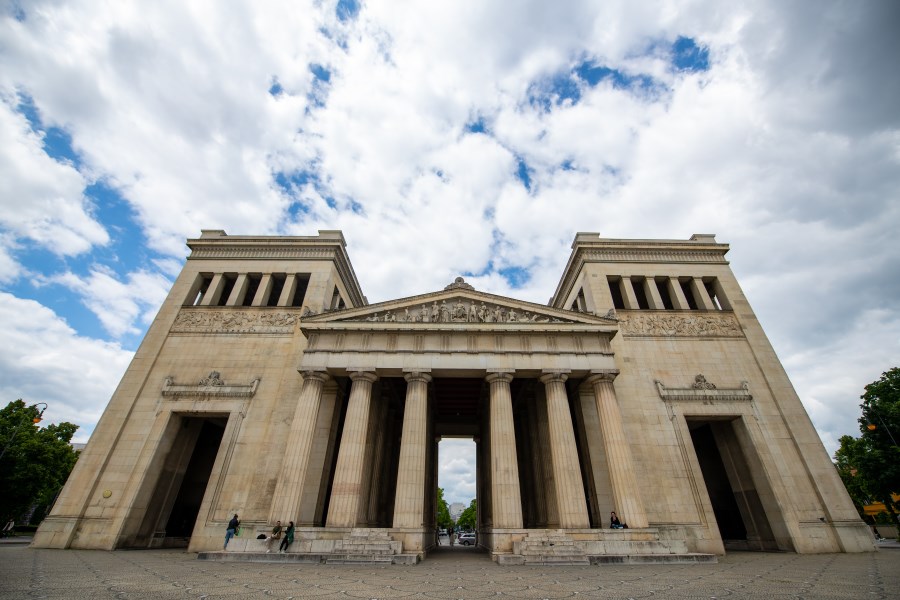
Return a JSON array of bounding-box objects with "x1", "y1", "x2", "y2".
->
[
  {"x1": 585, "y1": 370, "x2": 648, "y2": 528},
  {"x1": 643, "y1": 278, "x2": 665, "y2": 309},
  {"x1": 199, "y1": 273, "x2": 225, "y2": 306},
  {"x1": 225, "y1": 273, "x2": 249, "y2": 306},
  {"x1": 486, "y1": 371, "x2": 523, "y2": 529},
  {"x1": 711, "y1": 278, "x2": 732, "y2": 309},
  {"x1": 619, "y1": 277, "x2": 641, "y2": 310},
  {"x1": 690, "y1": 277, "x2": 716, "y2": 310},
  {"x1": 251, "y1": 274, "x2": 273, "y2": 306},
  {"x1": 269, "y1": 370, "x2": 331, "y2": 522},
  {"x1": 667, "y1": 277, "x2": 690, "y2": 309},
  {"x1": 392, "y1": 371, "x2": 432, "y2": 528},
  {"x1": 539, "y1": 371, "x2": 590, "y2": 528},
  {"x1": 327, "y1": 370, "x2": 378, "y2": 527},
  {"x1": 277, "y1": 274, "x2": 298, "y2": 307}
]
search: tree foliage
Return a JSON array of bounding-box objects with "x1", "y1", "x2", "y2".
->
[
  {"x1": 0, "y1": 400, "x2": 80, "y2": 525},
  {"x1": 456, "y1": 498, "x2": 476, "y2": 531},
  {"x1": 834, "y1": 368, "x2": 900, "y2": 520},
  {"x1": 436, "y1": 487, "x2": 453, "y2": 529}
]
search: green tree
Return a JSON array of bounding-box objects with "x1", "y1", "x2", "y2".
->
[
  {"x1": 834, "y1": 368, "x2": 900, "y2": 522},
  {"x1": 0, "y1": 400, "x2": 80, "y2": 526},
  {"x1": 436, "y1": 487, "x2": 453, "y2": 529},
  {"x1": 456, "y1": 498, "x2": 476, "y2": 531}
]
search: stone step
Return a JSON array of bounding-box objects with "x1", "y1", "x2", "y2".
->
[
  {"x1": 198, "y1": 551, "x2": 421, "y2": 565},
  {"x1": 589, "y1": 553, "x2": 717, "y2": 565},
  {"x1": 326, "y1": 554, "x2": 394, "y2": 564}
]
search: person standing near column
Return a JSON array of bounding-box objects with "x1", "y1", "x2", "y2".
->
[{"x1": 224, "y1": 514, "x2": 240, "y2": 550}]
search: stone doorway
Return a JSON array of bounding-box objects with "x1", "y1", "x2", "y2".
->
[
  {"x1": 130, "y1": 414, "x2": 227, "y2": 549},
  {"x1": 687, "y1": 418, "x2": 778, "y2": 551}
]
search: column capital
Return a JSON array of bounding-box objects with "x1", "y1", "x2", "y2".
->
[
  {"x1": 299, "y1": 369, "x2": 331, "y2": 383},
  {"x1": 539, "y1": 370, "x2": 570, "y2": 385},
  {"x1": 585, "y1": 369, "x2": 619, "y2": 385},
  {"x1": 485, "y1": 371, "x2": 514, "y2": 385},
  {"x1": 349, "y1": 370, "x2": 378, "y2": 384},
  {"x1": 403, "y1": 371, "x2": 432, "y2": 384}
]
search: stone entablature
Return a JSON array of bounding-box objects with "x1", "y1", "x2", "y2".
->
[
  {"x1": 618, "y1": 310, "x2": 742, "y2": 338},
  {"x1": 172, "y1": 308, "x2": 300, "y2": 334},
  {"x1": 162, "y1": 371, "x2": 260, "y2": 398}
]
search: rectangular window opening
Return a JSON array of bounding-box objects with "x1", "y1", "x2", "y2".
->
[
  {"x1": 704, "y1": 279, "x2": 723, "y2": 310},
  {"x1": 291, "y1": 274, "x2": 311, "y2": 307},
  {"x1": 679, "y1": 278, "x2": 699, "y2": 310},
  {"x1": 632, "y1": 278, "x2": 650, "y2": 310},
  {"x1": 216, "y1": 274, "x2": 237, "y2": 306},
  {"x1": 267, "y1": 274, "x2": 286, "y2": 307},
  {"x1": 190, "y1": 274, "x2": 213, "y2": 306},
  {"x1": 242, "y1": 274, "x2": 262, "y2": 307},
  {"x1": 608, "y1": 277, "x2": 625, "y2": 310},
  {"x1": 570, "y1": 288, "x2": 587, "y2": 312},
  {"x1": 655, "y1": 277, "x2": 674, "y2": 310},
  {"x1": 331, "y1": 286, "x2": 345, "y2": 310}
]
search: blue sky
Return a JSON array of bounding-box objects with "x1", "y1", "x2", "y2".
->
[{"x1": 1, "y1": 0, "x2": 899, "y2": 505}]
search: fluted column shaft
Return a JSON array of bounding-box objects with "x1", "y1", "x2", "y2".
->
[
  {"x1": 327, "y1": 371, "x2": 378, "y2": 527},
  {"x1": 392, "y1": 372, "x2": 432, "y2": 527},
  {"x1": 487, "y1": 371, "x2": 523, "y2": 529},
  {"x1": 269, "y1": 370, "x2": 330, "y2": 521},
  {"x1": 540, "y1": 371, "x2": 590, "y2": 528},
  {"x1": 587, "y1": 370, "x2": 648, "y2": 528}
]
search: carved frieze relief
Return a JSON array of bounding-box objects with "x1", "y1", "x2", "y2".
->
[
  {"x1": 618, "y1": 311, "x2": 742, "y2": 338},
  {"x1": 172, "y1": 308, "x2": 298, "y2": 334},
  {"x1": 163, "y1": 371, "x2": 260, "y2": 398}
]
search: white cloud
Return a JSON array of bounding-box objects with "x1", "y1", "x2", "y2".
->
[
  {"x1": 439, "y1": 439, "x2": 476, "y2": 505},
  {"x1": 0, "y1": 0, "x2": 896, "y2": 469},
  {"x1": 0, "y1": 292, "x2": 132, "y2": 443},
  {"x1": 48, "y1": 266, "x2": 173, "y2": 337},
  {"x1": 0, "y1": 95, "x2": 108, "y2": 261}
]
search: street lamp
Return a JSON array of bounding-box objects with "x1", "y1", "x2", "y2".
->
[
  {"x1": 0, "y1": 402, "x2": 48, "y2": 461},
  {"x1": 866, "y1": 412, "x2": 898, "y2": 447}
]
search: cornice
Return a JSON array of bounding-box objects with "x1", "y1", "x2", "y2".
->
[
  {"x1": 655, "y1": 374, "x2": 752, "y2": 403},
  {"x1": 162, "y1": 371, "x2": 260, "y2": 398}
]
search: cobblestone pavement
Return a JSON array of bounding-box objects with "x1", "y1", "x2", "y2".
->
[{"x1": 1, "y1": 545, "x2": 898, "y2": 600}]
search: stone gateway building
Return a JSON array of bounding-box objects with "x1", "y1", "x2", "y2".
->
[{"x1": 33, "y1": 230, "x2": 874, "y2": 563}]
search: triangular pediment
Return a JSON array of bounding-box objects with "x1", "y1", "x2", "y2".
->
[{"x1": 302, "y1": 278, "x2": 616, "y2": 326}]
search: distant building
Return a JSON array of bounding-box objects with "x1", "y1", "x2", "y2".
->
[
  {"x1": 33, "y1": 230, "x2": 874, "y2": 563},
  {"x1": 449, "y1": 502, "x2": 466, "y2": 521}
]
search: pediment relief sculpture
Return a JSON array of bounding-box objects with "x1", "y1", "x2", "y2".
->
[{"x1": 303, "y1": 278, "x2": 615, "y2": 327}]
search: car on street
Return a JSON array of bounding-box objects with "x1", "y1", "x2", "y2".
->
[{"x1": 458, "y1": 533, "x2": 476, "y2": 546}]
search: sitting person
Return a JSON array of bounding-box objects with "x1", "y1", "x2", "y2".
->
[{"x1": 610, "y1": 511, "x2": 627, "y2": 529}]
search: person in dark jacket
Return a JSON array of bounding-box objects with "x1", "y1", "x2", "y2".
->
[
  {"x1": 279, "y1": 521, "x2": 295, "y2": 553},
  {"x1": 224, "y1": 514, "x2": 240, "y2": 550}
]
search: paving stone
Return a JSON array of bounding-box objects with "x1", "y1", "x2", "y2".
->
[{"x1": 2, "y1": 547, "x2": 899, "y2": 599}]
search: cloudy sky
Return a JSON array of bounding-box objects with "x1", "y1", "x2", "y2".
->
[{"x1": 1, "y1": 0, "x2": 898, "y2": 506}]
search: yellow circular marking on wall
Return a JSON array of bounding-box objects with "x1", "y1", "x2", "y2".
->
[{"x1": 102, "y1": 490, "x2": 112, "y2": 498}]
